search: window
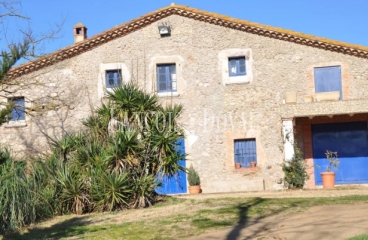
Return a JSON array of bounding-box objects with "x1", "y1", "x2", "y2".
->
[
  {"x1": 105, "y1": 70, "x2": 122, "y2": 88},
  {"x1": 234, "y1": 139, "x2": 257, "y2": 168},
  {"x1": 9, "y1": 97, "x2": 25, "y2": 121},
  {"x1": 314, "y1": 66, "x2": 342, "y2": 99},
  {"x1": 157, "y1": 64, "x2": 177, "y2": 92},
  {"x1": 228, "y1": 57, "x2": 246, "y2": 77}
]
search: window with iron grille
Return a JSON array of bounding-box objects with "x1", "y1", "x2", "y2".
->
[
  {"x1": 234, "y1": 139, "x2": 257, "y2": 168},
  {"x1": 105, "y1": 70, "x2": 122, "y2": 88},
  {"x1": 9, "y1": 97, "x2": 25, "y2": 121},
  {"x1": 157, "y1": 64, "x2": 177, "y2": 92}
]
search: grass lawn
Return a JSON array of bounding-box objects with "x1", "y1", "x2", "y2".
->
[
  {"x1": 3, "y1": 195, "x2": 368, "y2": 240},
  {"x1": 348, "y1": 235, "x2": 368, "y2": 240}
]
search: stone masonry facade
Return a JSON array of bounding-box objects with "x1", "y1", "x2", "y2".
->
[{"x1": 2, "y1": 5, "x2": 368, "y2": 193}]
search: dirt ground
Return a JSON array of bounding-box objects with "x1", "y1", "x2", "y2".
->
[
  {"x1": 185, "y1": 187, "x2": 368, "y2": 240},
  {"x1": 187, "y1": 203, "x2": 368, "y2": 240},
  {"x1": 30, "y1": 187, "x2": 368, "y2": 240}
]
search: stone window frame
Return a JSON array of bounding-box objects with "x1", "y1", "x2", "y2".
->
[
  {"x1": 225, "y1": 129, "x2": 265, "y2": 172},
  {"x1": 307, "y1": 62, "x2": 350, "y2": 100},
  {"x1": 219, "y1": 48, "x2": 253, "y2": 85},
  {"x1": 98, "y1": 62, "x2": 131, "y2": 99},
  {"x1": 148, "y1": 55, "x2": 186, "y2": 97},
  {"x1": 4, "y1": 96, "x2": 28, "y2": 128}
]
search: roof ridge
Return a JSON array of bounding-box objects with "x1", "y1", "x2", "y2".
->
[
  {"x1": 173, "y1": 4, "x2": 368, "y2": 52},
  {"x1": 7, "y1": 4, "x2": 368, "y2": 80}
]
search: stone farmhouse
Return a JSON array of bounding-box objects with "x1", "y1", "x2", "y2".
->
[{"x1": 3, "y1": 4, "x2": 368, "y2": 193}]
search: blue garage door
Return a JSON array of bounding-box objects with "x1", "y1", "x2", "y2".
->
[
  {"x1": 155, "y1": 138, "x2": 187, "y2": 194},
  {"x1": 312, "y1": 121, "x2": 368, "y2": 185}
]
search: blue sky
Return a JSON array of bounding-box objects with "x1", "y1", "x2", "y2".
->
[{"x1": 2, "y1": 0, "x2": 368, "y2": 56}]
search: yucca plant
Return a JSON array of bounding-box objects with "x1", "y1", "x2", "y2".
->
[
  {"x1": 55, "y1": 163, "x2": 90, "y2": 215},
  {"x1": 130, "y1": 174, "x2": 157, "y2": 208},
  {"x1": 92, "y1": 170, "x2": 131, "y2": 211}
]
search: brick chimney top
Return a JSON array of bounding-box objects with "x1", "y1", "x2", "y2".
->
[{"x1": 73, "y1": 23, "x2": 87, "y2": 43}]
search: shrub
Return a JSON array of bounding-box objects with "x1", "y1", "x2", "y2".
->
[
  {"x1": 282, "y1": 146, "x2": 309, "y2": 189},
  {"x1": 188, "y1": 165, "x2": 200, "y2": 186},
  {"x1": 0, "y1": 148, "x2": 53, "y2": 234},
  {"x1": 0, "y1": 84, "x2": 186, "y2": 233}
]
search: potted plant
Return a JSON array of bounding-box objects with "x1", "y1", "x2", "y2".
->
[
  {"x1": 235, "y1": 162, "x2": 241, "y2": 169},
  {"x1": 250, "y1": 161, "x2": 256, "y2": 168},
  {"x1": 188, "y1": 165, "x2": 201, "y2": 194},
  {"x1": 320, "y1": 150, "x2": 340, "y2": 188}
]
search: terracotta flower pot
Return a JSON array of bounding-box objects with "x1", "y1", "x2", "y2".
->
[
  {"x1": 250, "y1": 161, "x2": 256, "y2": 168},
  {"x1": 235, "y1": 163, "x2": 241, "y2": 169},
  {"x1": 188, "y1": 185, "x2": 201, "y2": 194},
  {"x1": 321, "y1": 172, "x2": 336, "y2": 188}
]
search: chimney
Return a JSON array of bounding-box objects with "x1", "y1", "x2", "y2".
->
[{"x1": 73, "y1": 23, "x2": 87, "y2": 43}]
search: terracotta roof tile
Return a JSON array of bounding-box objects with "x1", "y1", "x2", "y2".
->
[{"x1": 7, "y1": 4, "x2": 368, "y2": 80}]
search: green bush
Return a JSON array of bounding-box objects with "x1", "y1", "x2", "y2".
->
[
  {"x1": 282, "y1": 146, "x2": 309, "y2": 189},
  {"x1": 188, "y1": 165, "x2": 200, "y2": 186},
  {"x1": 0, "y1": 148, "x2": 53, "y2": 234},
  {"x1": 0, "y1": 84, "x2": 187, "y2": 233}
]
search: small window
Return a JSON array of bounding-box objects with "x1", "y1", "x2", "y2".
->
[
  {"x1": 9, "y1": 97, "x2": 25, "y2": 121},
  {"x1": 157, "y1": 64, "x2": 177, "y2": 92},
  {"x1": 106, "y1": 70, "x2": 122, "y2": 88},
  {"x1": 314, "y1": 66, "x2": 342, "y2": 99},
  {"x1": 228, "y1": 57, "x2": 246, "y2": 77},
  {"x1": 234, "y1": 139, "x2": 257, "y2": 168}
]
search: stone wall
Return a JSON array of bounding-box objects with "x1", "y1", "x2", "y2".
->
[{"x1": 1, "y1": 14, "x2": 368, "y2": 192}]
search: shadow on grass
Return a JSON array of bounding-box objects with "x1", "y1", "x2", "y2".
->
[
  {"x1": 226, "y1": 197, "x2": 264, "y2": 240},
  {"x1": 3, "y1": 215, "x2": 108, "y2": 240},
  {"x1": 225, "y1": 197, "x2": 303, "y2": 240}
]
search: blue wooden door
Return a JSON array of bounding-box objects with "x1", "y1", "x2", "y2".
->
[
  {"x1": 155, "y1": 138, "x2": 187, "y2": 194},
  {"x1": 312, "y1": 121, "x2": 368, "y2": 185},
  {"x1": 314, "y1": 66, "x2": 342, "y2": 99}
]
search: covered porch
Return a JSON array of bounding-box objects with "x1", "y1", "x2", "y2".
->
[{"x1": 281, "y1": 99, "x2": 368, "y2": 188}]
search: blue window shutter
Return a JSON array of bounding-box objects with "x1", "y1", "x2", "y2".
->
[
  {"x1": 10, "y1": 97, "x2": 25, "y2": 121},
  {"x1": 229, "y1": 57, "x2": 246, "y2": 76},
  {"x1": 157, "y1": 65, "x2": 168, "y2": 91},
  {"x1": 157, "y1": 64, "x2": 176, "y2": 92},
  {"x1": 106, "y1": 71, "x2": 113, "y2": 88},
  {"x1": 229, "y1": 59, "x2": 237, "y2": 76},
  {"x1": 106, "y1": 70, "x2": 122, "y2": 88},
  {"x1": 238, "y1": 58, "x2": 246, "y2": 75},
  {"x1": 314, "y1": 66, "x2": 342, "y2": 99}
]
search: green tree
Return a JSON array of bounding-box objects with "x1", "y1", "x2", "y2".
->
[{"x1": 0, "y1": 0, "x2": 62, "y2": 124}]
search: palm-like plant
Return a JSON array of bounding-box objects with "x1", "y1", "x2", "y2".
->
[
  {"x1": 0, "y1": 83, "x2": 187, "y2": 233},
  {"x1": 92, "y1": 170, "x2": 131, "y2": 211},
  {"x1": 55, "y1": 163, "x2": 89, "y2": 215}
]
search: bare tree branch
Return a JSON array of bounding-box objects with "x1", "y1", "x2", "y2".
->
[{"x1": 0, "y1": 0, "x2": 65, "y2": 125}]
